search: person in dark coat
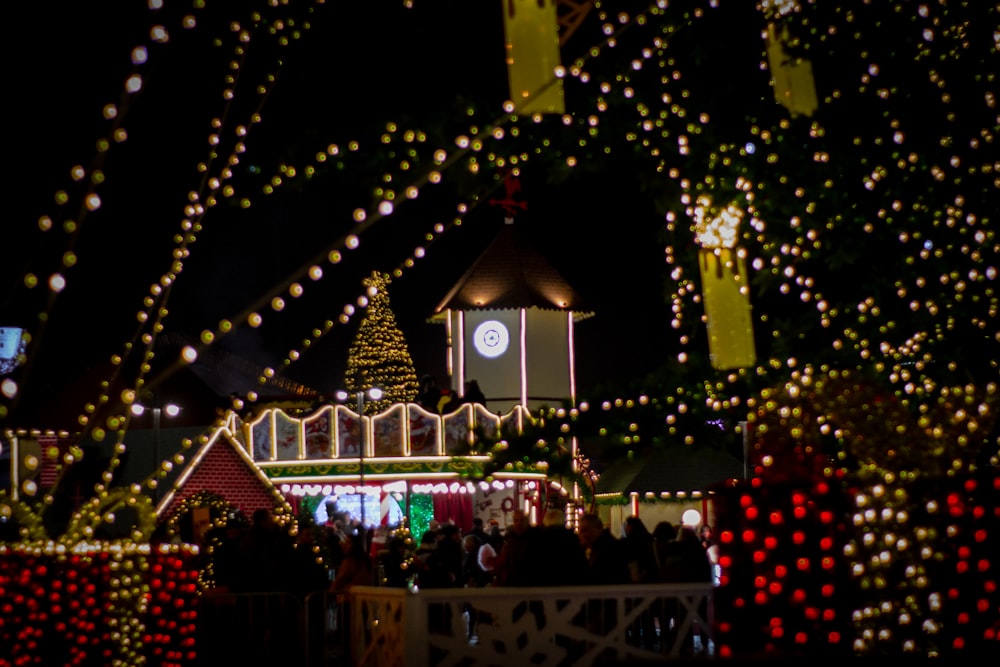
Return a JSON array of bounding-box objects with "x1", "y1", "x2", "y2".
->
[
  {"x1": 329, "y1": 531, "x2": 374, "y2": 594},
  {"x1": 662, "y1": 525, "x2": 713, "y2": 584},
  {"x1": 461, "y1": 533, "x2": 492, "y2": 639},
  {"x1": 661, "y1": 525, "x2": 714, "y2": 653},
  {"x1": 468, "y1": 517, "x2": 489, "y2": 544},
  {"x1": 652, "y1": 521, "x2": 679, "y2": 575},
  {"x1": 417, "y1": 374, "x2": 443, "y2": 412},
  {"x1": 462, "y1": 379, "x2": 487, "y2": 405},
  {"x1": 379, "y1": 536, "x2": 412, "y2": 588},
  {"x1": 492, "y1": 509, "x2": 538, "y2": 587},
  {"x1": 621, "y1": 516, "x2": 658, "y2": 647},
  {"x1": 651, "y1": 520, "x2": 681, "y2": 649},
  {"x1": 622, "y1": 515, "x2": 658, "y2": 584},
  {"x1": 532, "y1": 508, "x2": 588, "y2": 587},
  {"x1": 579, "y1": 513, "x2": 630, "y2": 585},
  {"x1": 289, "y1": 526, "x2": 332, "y2": 596},
  {"x1": 236, "y1": 508, "x2": 296, "y2": 593},
  {"x1": 578, "y1": 512, "x2": 630, "y2": 645},
  {"x1": 427, "y1": 523, "x2": 464, "y2": 589}
]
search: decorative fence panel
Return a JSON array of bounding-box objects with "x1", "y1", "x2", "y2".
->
[
  {"x1": 346, "y1": 583, "x2": 714, "y2": 667},
  {"x1": 244, "y1": 403, "x2": 535, "y2": 463}
]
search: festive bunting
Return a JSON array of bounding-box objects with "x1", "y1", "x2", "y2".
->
[
  {"x1": 766, "y1": 22, "x2": 819, "y2": 118},
  {"x1": 699, "y1": 248, "x2": 756, "y2": 371},
  {"x1": 692, "y1": 196, "x2": 756, "y2": 371},
  {"x1": 502, "y1": 0, "x2": 565, "y2": 115}
]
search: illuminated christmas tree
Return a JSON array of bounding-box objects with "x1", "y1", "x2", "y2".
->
[{"x1": 344, "y1": 271, "x2": 420, "y2": 413}]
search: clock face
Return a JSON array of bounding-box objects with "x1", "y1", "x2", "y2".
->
[{"x1": 473, "y1": 320, "x2": 510, "y2": 358}]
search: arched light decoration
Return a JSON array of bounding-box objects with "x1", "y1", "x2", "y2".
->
[{"x1": 692, "y1": 195, "x2": 757, "y2": 371}]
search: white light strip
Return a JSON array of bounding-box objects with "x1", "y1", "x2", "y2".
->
[
  {"x1": 457, "y1": 311, "x2": 466, "y2": 391},
  {"x1": 445, "y1": 311, "x2": 454, "y2": 379},
  {"x1": 567, "y1": 311, "x2": 576, "y2": 404},
  {"x1": 520, "y1": 308, "x2": 528, "y2": 406}
]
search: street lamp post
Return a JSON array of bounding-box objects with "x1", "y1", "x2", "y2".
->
[
  {"x1": 336, "y1": 387, "x2": 383, "y2": 532},
  {"x1": 130, "y1": 402, "x2": 181, "y2": 502}
]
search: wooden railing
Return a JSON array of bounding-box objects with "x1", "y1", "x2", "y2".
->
[
  {"x1": 344, "y1": 582, "x2": 715, "y2": 667},
  {"x1": 194, "y1": 583, "x2": 714, "y2": 666}
]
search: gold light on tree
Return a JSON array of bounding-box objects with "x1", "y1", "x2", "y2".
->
[
  {"x1": 344, "y1": 271, "x2": 420, "y2": 413},
  {"x1": 692, "y1": 195, "x2": 756, "y2": 371},
  {"x1": 502, "y1": 0, "x2": 565, "y2": 115}
]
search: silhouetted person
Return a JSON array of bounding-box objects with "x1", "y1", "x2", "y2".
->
[
  {"x1": 289, "y1": 526, "x2": 332, "y2": 663},
  {"x1": 436, "y1": 389, "x2": 455, "y2": 413},
  {"x1": 230, "y1": 508, "x2": 297, "y2": 662},
  {"x1": 462, "y1": 533, "x2": 491, "y2": 588},
  {"x1": 418, "y1": 523, "x2": 463, "y2": 633},
  {"x1": 698, "y1": 524, "x2": 715, "y2": 550},
  {"x1": 652, "y1": 520, "x2": 678, "y2": 571},
  {"x1": 652, "y1": 520, "x2": 681, "y2": 649},
  {"x1": 622, "y1": 515, "x2": 658, "y2": 584},
  {"x1": 622, "y1": 515, "x2": 658, "y2": 647},
  {"x1": 578, "y1": 513, "x2": 630, "y2": 655},
  {"x1": 378, "y1": 536, "x2": 411, "y2": 588},
  {"x1": 477, "y1": 520, "x2": 504, "y2": 578},
  {"x1": 661, "y1": 525, "x2": 714, "y2": 653},
  {"x1": 330, "y1": 531, "x2": 374, "y2": 594},
  {"x1": 289, "y1": 527, "x2": 330, "y2": 596},
  {"x1": 468, "y1": 517, "x2": 488, "y2": 544},
  {"x1": 477, "y1": 535, "x2": 499, "y2": 581},
  {"x1": 417, "y1": 374, "x2": 443, "y2": 412},
  {"x1": 236, "y1": 508, "x2": 295, "y2": 593},
  {"x1": 662, "y1": 525, "x2": 713, "y2": 584},
  {"x1": 207, "y1": 520, "x2": 247, "y2": 592},
  {"x1": 579, "y1": 513, "x2": 630, "y2": 585},
  {"x1": 462, "y1": 379, "x2": 486, "y2": 405},
  {"x1": 461, "y1": 532, "x2": 491, "y2": 640},
  {"x1": 493, "y1": 509, "x2": 538, "y2": 587},
  {"x1": 700, "y1": 524, "x2": 720, "y2": 585},
  {"x1": 533, "y1": 508, "x2": 588, "y2": 586},
  {"x1": 430, "y1": 523, "x2": 465, "y2": 589},
  {"x1": 329, "y1": 531, "x2": 374, "y2": 659},
  {"x1": 412, "y1": 529, "x2": 440, "y2": 588}
]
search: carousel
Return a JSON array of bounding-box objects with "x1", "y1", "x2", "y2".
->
[{"x1": 240, "y1": 397, "x2": 553, "y2": 535}]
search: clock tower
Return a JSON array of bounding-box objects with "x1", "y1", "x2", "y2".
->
[{"x1": 432, "y1": 220, "x2": 593, "y2": 414}]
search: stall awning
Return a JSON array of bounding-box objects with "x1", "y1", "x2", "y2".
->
[{"x1": 594, "y1": 445, "x2": 745, "y2": 497}]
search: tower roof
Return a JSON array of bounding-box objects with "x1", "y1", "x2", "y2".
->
[{"x1": 433, "y1": 224, "x2": 594, "y2": 320}]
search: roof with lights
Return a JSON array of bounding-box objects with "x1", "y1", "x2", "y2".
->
[
  {"x1": 594, "y1": 444, "x2": 745, "y2": 497},
  {"x1": 434, "y1": 223, "x2": 594, "y2": 318}
]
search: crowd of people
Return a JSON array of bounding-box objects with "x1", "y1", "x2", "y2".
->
[
  {"x1": 417, "y1": 374, "x2": 488, "y2": 413},
  {"x1": 355, "y1": 509, "x2": 717, "y2": 652},
  {"x1": 198, "y1": 504, "x2": 717, "y2": 655},
  {"x1": 200, "y1": 505, "x2": 717, "y2": 596},
  {"x1": 202, "y1": 507, "x2": 329, "y2": 596},
  {"x1": 366, "y1": 510, "x2": 716, "y2": 592}
]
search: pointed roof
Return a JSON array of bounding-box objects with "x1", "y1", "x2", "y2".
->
[
  {"x1": 434, "y1": 223, "x2": 594, "y2": 320},
  {"x1": 155, "y1": 424, "x2": 292, "y2": 520}
]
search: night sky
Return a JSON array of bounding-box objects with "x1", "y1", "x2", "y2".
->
[
  {"x1": 7, "y1": 0, "x2": 996, "y2": 439},
  {"x1": 5, "y1": 1, "x2": 676, "y2": 426}
]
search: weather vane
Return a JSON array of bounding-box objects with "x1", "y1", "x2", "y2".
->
[{"x1": 489, "y1": 170, "x2": 528, "y2": 224}]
